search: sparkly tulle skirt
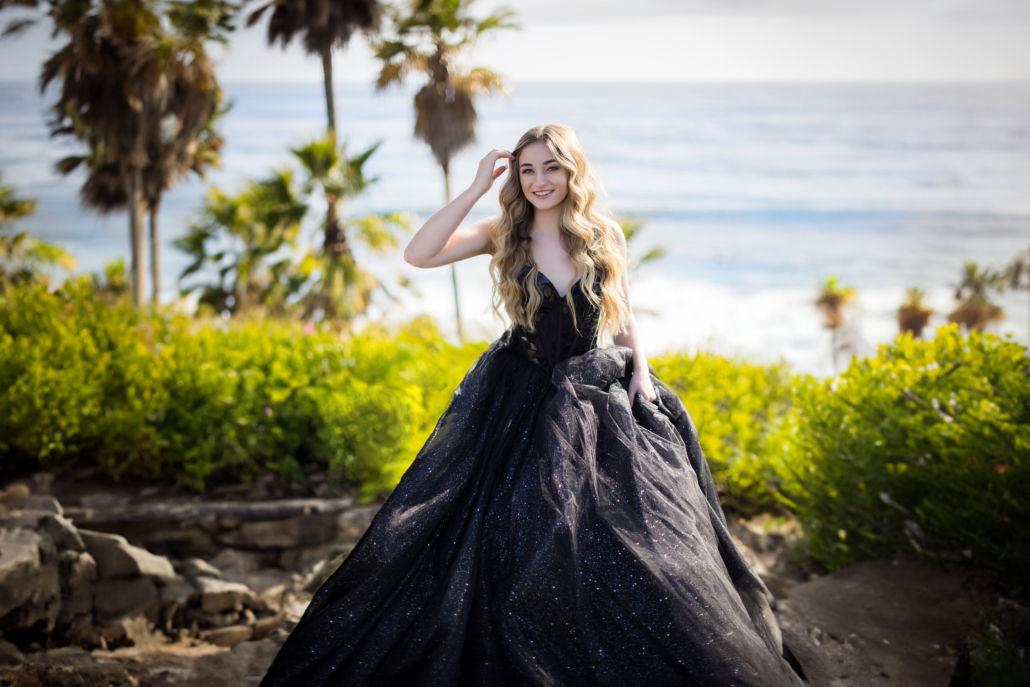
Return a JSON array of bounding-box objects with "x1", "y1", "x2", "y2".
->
[{"x1": 259, "y1": 333, "x2": 805, "y2": 686}]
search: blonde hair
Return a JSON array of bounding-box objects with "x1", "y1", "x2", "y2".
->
[{"x1": 489, "y1": 125, "x2": 628, "y2": 338}]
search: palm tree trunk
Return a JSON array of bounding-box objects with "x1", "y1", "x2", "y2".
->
[
  {"x1": 322, "y1": 47, "x2": 336, "y2": 133},
  {"x1": 443, "y1": 160, "x2": 462, "y2": 341},
  {"x1": 149, "y1": 198, "x2": 161, "y2": 306},
  {"x1": 127, "y1": 165, "x2": 145, "y2": 307}
]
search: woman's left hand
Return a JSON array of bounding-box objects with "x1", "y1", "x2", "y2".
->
[{"x1": 627, "y1": 369, "x2": 658, "y2": 404}]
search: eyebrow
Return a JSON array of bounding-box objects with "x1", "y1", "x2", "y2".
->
[{"x1": 520, "y1": 159, "x2": 557, "y2": 168}]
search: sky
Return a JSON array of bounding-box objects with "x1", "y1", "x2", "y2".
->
[{"x1": 1, "y1": 0, "x2": 1029, "y2": 83}]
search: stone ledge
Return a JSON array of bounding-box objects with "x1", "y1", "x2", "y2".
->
[{"x1": 64, "y1": 498, "x2": 356, "y2": 527}]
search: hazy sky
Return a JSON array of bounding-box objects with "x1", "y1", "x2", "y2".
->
[{"x1": 1, "y1": 0, "x2": 1029, "y2": 82}]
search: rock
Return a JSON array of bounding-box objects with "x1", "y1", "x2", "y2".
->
[
  {"x1": 79, "y1": 529, "x2": 176, "y2": 581},
  {"x1": 183, "y1": 639, "x2": 282, "y2": 687},
  {"x1": 0, "y1": 484, "x2": 30, "y2": 511},
  {"x1": 160, "y1": 575, "x2": 199, "y2": 605},
  {"x1": 304, "y1": 543, "x2": 354, "y2": 592},
  {"x1": 93, "y1": 577, "x2": 160, "y2": 623},
  {"x1": 25, "y1": 495, "x2": 63, "y2": 515},
  {"x1": 40, "y1": 514, "x2": 85, "y2": 552},
  {"x1": 40, "y1": 645, "x2": 95, "y2": 665},
  {"x1": 0, "y1": 638, "x2": 28, "y2": 665},
  {"x1": 336, "y1": 505, "x2": 380, "y2": 542},
  {"x1": 252, "y1": 615, "x2": 279, "y2": 640},
  {"x1": 215, "y1": 512, "x2": 342, "y2": 549},
  {"x1": 178, "y1": 557, "x2": 223, "y2": 580},
  {"x1": 200, "y1": 624, "x2": 254, "y2": 647},
  {"x1": 778, "y1": 557, "x2": 975, "y2": 687},
  {"x1": 64, "y1": 496, "x2": 355, "y2": 528},
  {"x1": 0, "y1": 528, "x2": 42, "y2": 618},
  {"x1": 0, "y1": 527, "x2": 61, "y2": 632},
  {"x1": 57, "y1": 550, "x2": 96, "y2": 627},
  {"x1": 192, "y1": 577, "x2": 254, "y2": 614},
  {"x1": 79, "y1": 492, "x2": 131, "y2": 509}
]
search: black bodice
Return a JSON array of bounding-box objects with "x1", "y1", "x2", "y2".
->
[{"x1": 509, "y1": 267, "x2": 601, "y2": 372}]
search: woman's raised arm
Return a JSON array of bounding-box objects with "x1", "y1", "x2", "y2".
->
[{"x1": 404, "y1": 148, "x2": 515, "y2": 268}]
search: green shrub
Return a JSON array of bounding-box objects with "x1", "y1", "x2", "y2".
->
[
  {"x1": 0, "y1": 279, "x2": 485, "y2": 498},
  {"x1": 775, "y1": 326, "x2": 1030, "y2": 584},
  {"x1": 651, "y1": 351, "x2": 793, "y2": 509},
  {"x1": 962, "y1": 609, "x2": 1030, "y2": 687}
]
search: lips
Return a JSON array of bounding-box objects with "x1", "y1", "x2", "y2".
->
[{"x1": 532, "y1": 190, "x2": 554, "y2": 199}]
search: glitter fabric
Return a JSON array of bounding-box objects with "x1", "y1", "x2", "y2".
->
[{"x1": 260, "y1": 271, "x2": 805, "y2": 687}]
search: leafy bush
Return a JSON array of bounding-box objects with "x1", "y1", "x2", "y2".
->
[
  {"x1": 775, "y1": 326, "x2": 1030, "y2": 584},
  {"x1": 651, "y1": 351, "x2": 792, "y2": 510},
  {"x1": 0, "y1": 279, "x2": 485, "y2": 498},
  {"x1": 960, "y1": 608, "x2": 1030, "y2": 687}
]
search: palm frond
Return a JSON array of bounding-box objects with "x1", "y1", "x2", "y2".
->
[{"x1": 2, "y1": 17, "x2": 36, "y2": 36}]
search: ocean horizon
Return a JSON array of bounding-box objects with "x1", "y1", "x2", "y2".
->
[{"x1": 2, "y1": 79, "x2": 1029, "y2": 375}]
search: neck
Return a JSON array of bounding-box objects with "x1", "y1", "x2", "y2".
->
[{"x1": 530, "y1": 205, "x2": 563, "y2": 238}]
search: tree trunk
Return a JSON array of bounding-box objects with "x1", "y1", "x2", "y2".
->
[
  {"x1": 149, "y1": 198, "x2": 161, "y2": 306},
  {"x1": 323, "y1": 195, "x2": 351, "y2": 261},
  {"x1": 442, "y1": 161, "x2": 462, "y2": 341},
  {"x1": 322, "y1": 47, "x2": 336, "y2": 134},
  {"x1": 127, "y1": 166, "x2": 145, "y2": 308}
]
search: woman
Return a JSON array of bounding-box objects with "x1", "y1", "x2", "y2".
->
[{"x1": 260, "y1": 125, "x2": 805, "y2": 686}]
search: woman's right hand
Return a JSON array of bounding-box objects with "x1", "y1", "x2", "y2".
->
[{"x1": 470, "y1": 149, "x2": 515, "y2": 196}]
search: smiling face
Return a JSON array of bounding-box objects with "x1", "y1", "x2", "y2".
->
[{"x1": 518, "y1": 141, "x2": 569, "y2": 212}]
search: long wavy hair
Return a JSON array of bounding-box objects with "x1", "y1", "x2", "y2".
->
[{"x1": 489, "y1": 125, "x2": 628, "y2": 338}]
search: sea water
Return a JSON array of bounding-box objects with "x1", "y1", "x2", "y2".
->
[{"x1": 1, "y1": 81, "x2": 1029, "y2": 374}]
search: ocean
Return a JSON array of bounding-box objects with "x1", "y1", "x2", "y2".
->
[{"x1": 2, "y1": 80, "x2": 1029, "y2": 374}]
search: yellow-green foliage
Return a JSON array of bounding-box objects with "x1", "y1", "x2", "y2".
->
[
  {"x1": 651, "y1": 352, "x2": 792, "y2": 508},
  {"x1": 0, "y1": 279, "x2": 485, "y2": 498},
  {"x1": 775, "y1": 326, "x2": 1030, "y2": 584}
]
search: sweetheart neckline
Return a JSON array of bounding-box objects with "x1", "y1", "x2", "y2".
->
[{"x1": 534, "y1": 269, "x2": 581, "y2": 299}]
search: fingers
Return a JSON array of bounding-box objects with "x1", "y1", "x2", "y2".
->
[
  {"x1": 492, "y1": 166, "x2": 507, "y2": 180},
  {"x1": 486, "y1": 148, "x2": 515, "y2": 161}
]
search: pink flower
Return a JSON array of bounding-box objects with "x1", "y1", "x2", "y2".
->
[
  {"x1": 994, "y1": 464, "x2": 1009, "y2": 474},
  {"x1": 303, "y1": 322, "x2": 316, "y2": 335},
  {"x1": 264, "y1": 407, "x2": 272, "y2": 416}
]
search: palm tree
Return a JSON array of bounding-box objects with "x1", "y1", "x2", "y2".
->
[
  {"x1": 4, "y1": 0, "x2": 230, "y2": 306},
  {"x1": 177, "y1": 135, "x2": 410, "y2": 323},
  {"x1": 291, "y1": 134, "x2": 412, "y2": 324},
  {"x1": 373, "y1": 0, "x2": 516, "y2": 339},
  {"x1": 897, "y1": 287, "x2": 933, "y2": 338},
  {"x1": 618, "y1": 216, "x2": 665, "y2": 317},
  {"x1": 0, "y1": 178, "x2": 76, "y2": 289},
  {"x1": 246, "y1": 0, "x2": 380, "y2": 133},
  {"x1": 176, "y1": 168, "x2": 310, "y2": 314},
  {"x1": 948, "y1": 262, "x2": 1005, "y2": 332},
  {"x1": 815, "y1": 277, "x2": 857, "y2": 372},
  {"x1": 618, "y1": 217, "x2": 666, "y2": 273},
  {"x1": 1004, "y1": 245, "x2": 1030, "y2": 341},
  {"x1": 47, "y1": 0, "x2": 231, "y2": 305}
]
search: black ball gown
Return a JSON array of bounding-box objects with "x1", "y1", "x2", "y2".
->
[{"x1": 260, "y1": 270, "x2": 805, "y2": 687}]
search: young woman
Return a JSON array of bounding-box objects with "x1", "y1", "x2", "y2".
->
[{"x1": 260, "y1": 125, "x2": 805, "y2": 687}]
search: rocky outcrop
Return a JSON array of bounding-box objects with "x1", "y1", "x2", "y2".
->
[
  {"x1": 0, "y1": 484, "x2": 283, "y2": 654},
  {"x1": 62, "y1": 497, "x2": 379, "y2": 575},
  {"x1": 776, "y1": 557, "x2": 975, "y2": 686}
]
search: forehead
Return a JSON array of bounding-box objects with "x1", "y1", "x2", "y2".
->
[{"x1": 519, "y1": 141, "x2": 554, "y2": 166}]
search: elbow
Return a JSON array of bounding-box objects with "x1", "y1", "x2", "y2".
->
[{"x1": 403, "y1": 245, "x2": 424, "y2": 268}]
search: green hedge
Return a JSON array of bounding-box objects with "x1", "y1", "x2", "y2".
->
[
  {"x1": 651, "y1": 351, "x2": 792, "y2": 510},
  {"x1": 775, "y1": 326, "x2": 1030, "y2": 584},
  {"x1": 5, "y1": 280, "x2": 1028, "y2": 584},
  {"x1": 0, "y1": 279, "x2": 485, "y2": 497}
]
